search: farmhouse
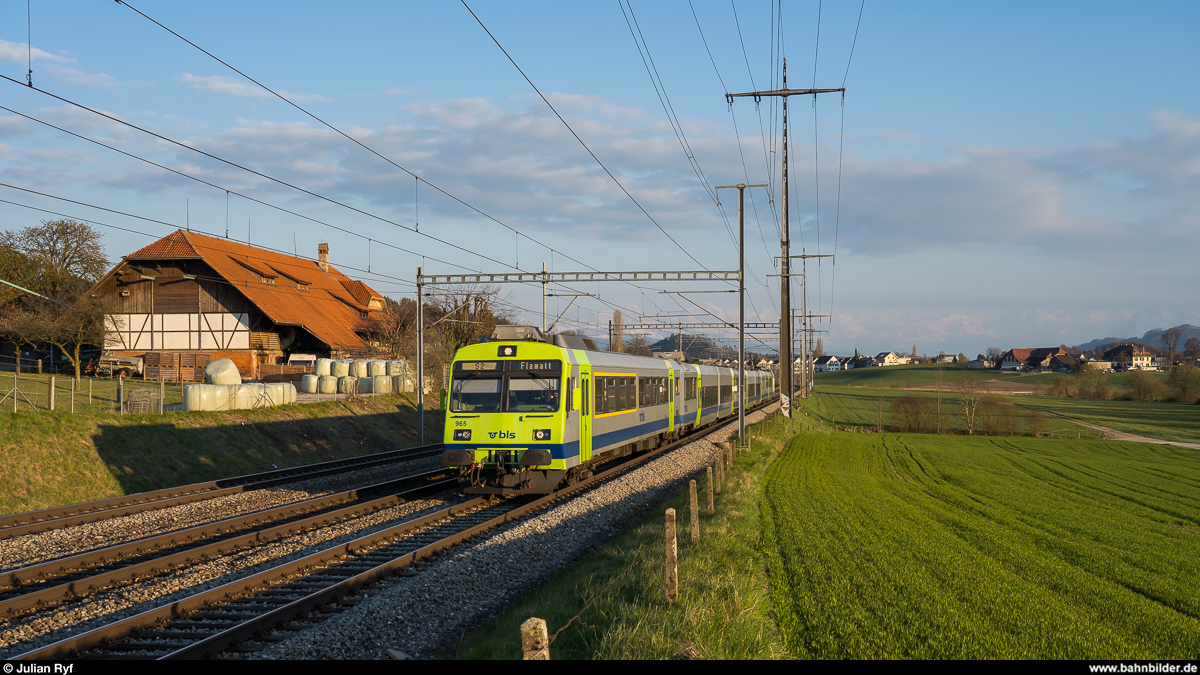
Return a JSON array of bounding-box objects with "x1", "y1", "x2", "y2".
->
[
  {"x1": 1102, "y1": 343, "x2": 1155, "y2": 370},
  {"x1": 90, "y1": 230, "x2": 384, "y2": 379},
  {"x1": 814, "y1": 355, "x2": 842, "y2": 372},
  {"x1": 999, "y1": 347, "x2": 1068, "y2": 371}
]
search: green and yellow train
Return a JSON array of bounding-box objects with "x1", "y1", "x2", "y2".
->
[{"x1": 441, "y1": 325, "x2": 775, "y2": 494}]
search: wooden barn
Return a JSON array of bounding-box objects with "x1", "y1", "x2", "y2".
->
[{"x1": 90, "y1": 230, "x2": 384, "y2": 379}]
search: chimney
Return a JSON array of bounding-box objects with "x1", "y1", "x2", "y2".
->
[{"x1": 317, "y1": 243, "x2": 329, "y2": 272}]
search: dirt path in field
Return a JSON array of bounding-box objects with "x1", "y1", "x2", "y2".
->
[{"x1": 1047, "y1": 413, "x2": 1200, "y2": 450}]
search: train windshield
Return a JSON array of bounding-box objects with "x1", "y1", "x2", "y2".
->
[
  {"x1": 506, "y1": 372, "x2": 561, "y2": 412},
  {"x1": 449, "y1": 373, "x2": 503, "y2": 412},
  {"x1": 450, "y1": 360, "x2": 562, "y2": 413}
]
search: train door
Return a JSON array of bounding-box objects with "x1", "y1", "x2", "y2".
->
[
  {"x1": 667, "y1": 367, "x2": 676, "y2": 434},
  {"x1": 579, "y1": 365, "x2": 592, "y2": 463}
]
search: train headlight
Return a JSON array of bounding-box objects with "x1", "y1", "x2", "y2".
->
[
  {"x1": 533, "y1": 429, "x2": 552, "y2": 441},
  {"x1": 453, "y1": 429, "x2": 472, "y2": 441}
]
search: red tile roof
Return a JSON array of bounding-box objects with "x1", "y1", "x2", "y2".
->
[{"x1": 122, "y1": 230, "x2": 380, "y2": 350}]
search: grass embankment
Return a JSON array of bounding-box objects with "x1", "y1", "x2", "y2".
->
[
  {"x1": 762, "y1": 429, "x2": 1200, "y2": 658},
  {"x1": 0, "y1": 393, "x2": 443, "y2": 516},
  {"x1": 454, "y1": 416, "x2": 797, "y2": 659},
  {"x1": 0, "y1": 372, "x2": 182, "y2": 413}
]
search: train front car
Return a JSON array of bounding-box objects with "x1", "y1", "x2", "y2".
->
[{"x1": 441, "y1": 328, "x2": 577, "y2": 494}]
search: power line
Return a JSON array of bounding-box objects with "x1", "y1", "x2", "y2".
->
[
  {"x1": 113, "y1": 0, "x2": 610, "y2": 282},
  {"x1": 0, "y1": 77, "x2": 658, "y2": 323},
  {"x1": 111, "y1": 0, "x2": 697, "y2": 321},
  {"x1": 459, "y1": 0, "x2": 712, "y2": 272},
  {"x1": 0, "y1": 102, "x2": 475, "y2": 275}
]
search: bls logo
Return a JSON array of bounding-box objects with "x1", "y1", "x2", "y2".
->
[{"x1": 488, "y1": 431, "x2": 516, "y2": 439}]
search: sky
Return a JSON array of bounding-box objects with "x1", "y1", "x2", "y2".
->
[{"x1": 0, "y1": 1, "x2": 1197, "y2": 357}]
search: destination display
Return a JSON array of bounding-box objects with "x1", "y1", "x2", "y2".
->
[{"x1": 507, "y1": 360, "x2": 562, "y2": 372}]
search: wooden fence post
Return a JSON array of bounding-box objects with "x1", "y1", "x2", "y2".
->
[
  {"x1": 71, "y1": 378, "x2": 75, "y2": 414},
  {"x1": 664, "y1": 508, "x2": 678, "y2": 602},
  {"x1": 520, "y1": 617, "x2": 549, "y2": 660},
  {"x1": 88, "y1": 378, "x2": 92, "y2": 405},
  {"x1": 160, "y1": 378, "x2": 165, "y2": 414},
  {"x1": 48, "y1": 376, "x2": 55, "y2": 411},
  {"x1": 715, "y1": 459, "x2": 723, "y2": 494},
  {"x1": 689, "y1": 479, "x2": 699, "y2": 543},
  {"x1": 706, "y1": 466, "x2": 714, "y2": 516}
]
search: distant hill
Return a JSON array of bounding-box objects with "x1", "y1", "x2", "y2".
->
[
  {"x1": 1074, "y1": 324, "x2": 1200, "y2": 352},
  {"x1": 647, "y1": 333, "x2": 772, "y2": 363}
]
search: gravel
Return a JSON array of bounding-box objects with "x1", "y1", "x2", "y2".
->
[
  {"x1": 0, "y1": 455, "x2": 441, "y2": 571},
  {"x1": 0, "y1": 487, "x2": 463, "y2": 659},
  {"x1": 249, "y1": 406, "x2": 778, "y2": 660}
]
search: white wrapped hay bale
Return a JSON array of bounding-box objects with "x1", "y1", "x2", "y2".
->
[
  {"x1": 205, "y1": 358, "x2": 241, "y2": 385},
  {"x1": 358, "y1": 376, "x2": 373, "y2": 394},
  {"x1": 338, "y1": 376, "x2": 359, "y2": 394},
  {"x1": 318, "y1": 375, "x2": 338, "y2": 394},
  {"x1": 386, "y1": 359, "x2": 408, "y2": 376},
  {"x1": 230, "y1": 384, "x2": 262, "y2": 409},
  {"x1": 285, "y1": 383, "x2": 297, "y2": 404},
  {"x1": 330, "y1": 360, "x2": 350, "y2": 378},
  {"x1": 349, "y1": 361, "x2": 369, "y2": 378},
  {"x1": 371, "y1": 375, "x2": 392, "y2": 395},
  {"x1": 300, "y1": 374, "x2": 319, "y2": 394},
  {"x1": 315, "y1": 358, "x2": 333, "y2": 377},
  {"x1": 184, "y1": 384, "x2": 209, "y2": 411},
  {"x1": 368, "y1": 360, "x2": 387, "y2": 377},
  {"x1": 266, "y1": 383, "x2": 289, "y2": 406},
  {"x1": 391, "y1": 375, "x2": 412, "y2": 393}
]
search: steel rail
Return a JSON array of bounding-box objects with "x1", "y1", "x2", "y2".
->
[
  {"x1": 0, "y1": 443, "x2": 444, "y2": 540},
  {"x1": 0, "y1": 470, "x2": 458, "y2": 617},
  {"x1": 14, "y1": 398, "x2": 775, "y2": 660}
]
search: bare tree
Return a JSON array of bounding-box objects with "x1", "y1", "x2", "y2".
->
[
  {"x1": 1161, "y1": 328, "x2": 1183, "y2": 370},
  {"x1": 1168, "y1": 365, "x2": 1200, "y2": 404},
  {"x1": 1025, "y1": 410, "x2": 1048, "y2": 437},
  {"x1": 891, "y1": 394, "x2": 935, "y2": 433},
  {"x1": 0, "y1": 220, "x2": 108, "y2": 300},
  {"x1": 1129, "y1": 370, "x2": 1167, "y2": 402},
  {"x1": 624, "y1": 333, "x2": 652, "y2": 356},
  {"x1": 1185, "y1": 336, "x2": 1200, "y2": 366},
  {"x1": 953, "y1": 372, "x2": 987, "y2": 435},
  {"x1": 366, "y1": 297, "x2": 416, "y2": 359},
  {"x1": 611, "y1": 310, "x2": 624, "y2": 353}
]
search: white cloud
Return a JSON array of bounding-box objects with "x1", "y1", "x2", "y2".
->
[
  {"x1": 179, "y1": 74, "x2": 330, "y2": 102},
  {"x1": 0, "y1": 39, "x2": 72, "y2": 65},
  {"x1": 47, "y1": 66, "x2": 122, "y2": 88}
]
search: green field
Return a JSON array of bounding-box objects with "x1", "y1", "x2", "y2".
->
[
  {"x1": 814, "y1": 364, "x2": 1173, "y2": 392},
  {"x1": 1014, "y1": 395, "x2": 1200, "y2": 445},
  {"x1": 762, "y1": 431, "x2": 1200, "y2": 658},
  {"x1": 813, "y1": 364, "x2": 1004, "y2": 388},
  {"x1": 804, "y1": 385, "x2": 1099, "y2": 438}
]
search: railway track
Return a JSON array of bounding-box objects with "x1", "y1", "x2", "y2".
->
[
  {"x1": 11, "y1": 400, "x2": 775, "y2": 660},
  {"x1": 0, "y1": 468, "x2": 457, "y2": 618},
  {"x1": 0, "y1": 443, "x2": 444, "y2": 541}
]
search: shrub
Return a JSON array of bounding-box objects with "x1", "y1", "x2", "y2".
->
[
  {"x1": 1130, "y1": 371, "x2": 1167, "y2": 402},
  {"x1": 1169, "y1": 365, "x2": 1200, "y2": 404},
  {"x1": 890, "y1": 395, "x2": 936, "y2": 433}
]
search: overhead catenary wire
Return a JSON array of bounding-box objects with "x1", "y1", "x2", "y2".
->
[
  {"x1": 109, "y1": 1, "x2": 690, "y2": 318},
  {"x1": 0, "y1": 80, "x2": 659, "y2": 325},
  {"x1": 459, "y1": 0, "x2": 713, "y2": 273},
  {"x1": 6, "y1": 6, "x2": 782, "y2": 347}
]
